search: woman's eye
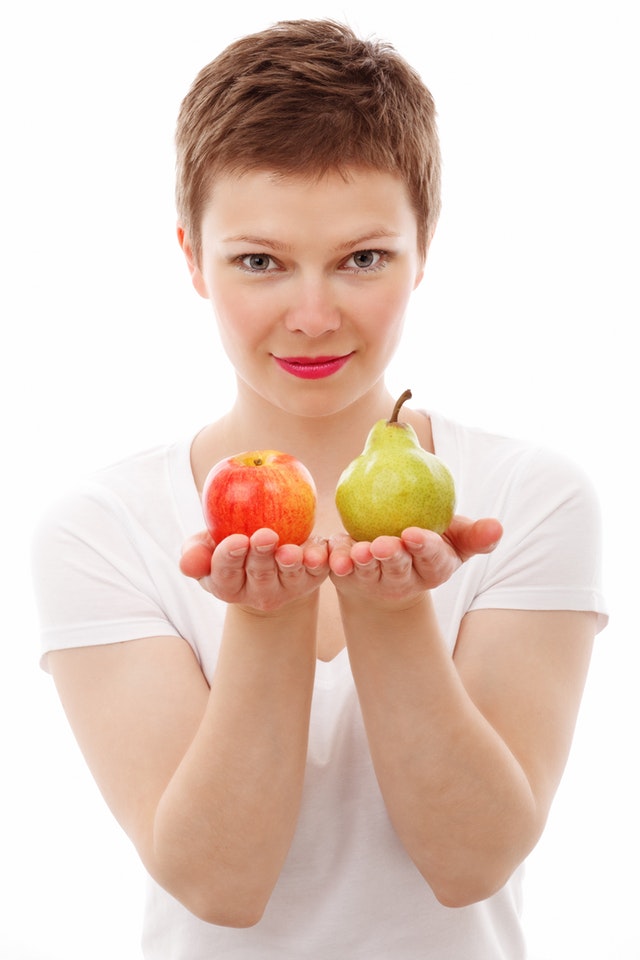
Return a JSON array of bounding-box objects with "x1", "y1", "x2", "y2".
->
[
  {"x1": 240, "y1": 253, "x2": 276, "y2": 271},
  {"x1": 344, "y1": 249, "x2": 386, "y2": 271}
]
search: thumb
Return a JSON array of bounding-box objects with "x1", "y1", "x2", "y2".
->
[
  {"x1": 444, "y1": 516, "x2": 503, "y2": 562},
  {"x1": 179, "y1": 530, "x2": 216, "y2": 579}
]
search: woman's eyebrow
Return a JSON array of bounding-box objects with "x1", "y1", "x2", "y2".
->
[
  {"x1": 220, "y1": 229, "x2": 401, "y2": 251},
  {"x1": 332, "y1": 230, "x2": 402, "y2": 252},
  {"x1": 221, "y1": 234, "x2": 292, "y2": 251}
]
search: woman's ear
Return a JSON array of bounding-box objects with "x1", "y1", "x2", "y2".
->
[
  {"x1": 414, "y1": 226, "x2": 437, "y2": 289},
  {"x1": 413, "y1": 251, "x2": 428, "y2": 290},
  {"x1": 177, "y1": 224, "x2": 208, "y2": 299}
]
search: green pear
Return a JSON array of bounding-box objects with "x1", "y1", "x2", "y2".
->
[{"x1": 335, "y1": 389, "x2": 456, "y2": 541}]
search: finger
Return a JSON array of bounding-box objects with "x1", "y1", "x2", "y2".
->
[
  {"x1": 328, "y1": 533, "x2": 355, "y2": 577},
  {"x1": 369, "y1": 536, "x2": 412, "y2": 579},
  {"x1": 274, "y1": 544, "x2": 307, "y2": 585},
  {"x1": 350, "y1": 541, "x2": 379, "y2": 580},
  {"x1": 194, "y1": 534, "x2": 251, "y2": 600},
  {"x1": 275, "y1": 543, "x2": 304, "y2": 567},
  {"x1": 443, "y1": 516, "x2": 503, "y2": 561},
  {"x1": 243, "y1": 528, "x2": 281, "y2": 583},
  {"x1": 401, "y1": 527, "x2": 443, "y2": 556},
  {"x1": 402, "y1": 528, "x2": 458, "y2": 584},
  {"x1": 301, "y1": 536, "x2": 329, "y2": 572},
  {"x1": 350, "y1": 541, "x2": 374, "y2": 565},
  {"x1": 179, "y1": 530, "x2": 217, "y2": 579},
  {"x1": 250, "y1": 527, "x2": 281, "y2": 551},
  {"x1": 217, "y1": 533, "x2": 252, "y2": 558},
  {"x1": 209, "y1": 534, "x2": 250, "y2": 579},
  {"x1": 369, "y1": 535, "x2": 405, "y2": 562}
]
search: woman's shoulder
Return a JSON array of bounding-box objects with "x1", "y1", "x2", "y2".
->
[
  {"x1": 425, "y1": 409, "x2": 602, "y2": 525},
  {"x1": 33, "y1": 433, "x2": 201, "y2": 546},
  {"x1": 428, "y1": 409, "x2": 592, "y2": 483}
]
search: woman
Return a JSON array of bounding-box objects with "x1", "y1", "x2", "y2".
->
[{"x1": 32, "y1": 19, "x2": 607, "y2": 959}]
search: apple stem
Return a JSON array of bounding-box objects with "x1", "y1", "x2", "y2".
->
[
  {"x1": 389, "y1": 388, "x2": 412, "y2": 424},
  {"x1": 253, "y1": 458, "x2": 263, "y2": 466}
]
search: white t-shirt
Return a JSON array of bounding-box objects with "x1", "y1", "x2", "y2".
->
[{"x1": 32, "y1": 411, "x2": 608, "y2": 959}]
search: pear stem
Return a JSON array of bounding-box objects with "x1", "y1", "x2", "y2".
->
[{"x1": 389, "y1": 388, "x2": 412, "y2": 424}]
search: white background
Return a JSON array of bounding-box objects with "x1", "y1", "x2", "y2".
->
[{"x1": 1, "y1": 1, "x2": 637, "y2": 957}]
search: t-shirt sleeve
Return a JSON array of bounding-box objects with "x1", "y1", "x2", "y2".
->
[
  {"x1": 468, "y1": 445, "x2": 608, "y2": 630},
  {"x1": 31, "y1": 483, "x2": 183, "y2": 671}
]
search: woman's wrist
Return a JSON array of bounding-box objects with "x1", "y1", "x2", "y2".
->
[
  {"x1": 234, "y1": 588, "x2": 321, "y2": 623},
  {"x1": 336, "y1": 584, "x2": 429, "y2": 621}
]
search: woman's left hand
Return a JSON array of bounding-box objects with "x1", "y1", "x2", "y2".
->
[{"x1": 328, "y1": 516, "x2": 503, "y2": 604}]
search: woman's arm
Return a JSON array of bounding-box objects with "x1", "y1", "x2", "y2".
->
[
  {"x1": 329, "y1": 522, "x2": 595, "y2": 907},
  {"x1": 50, "y1": 528, "x2": 329, "y2": 928}
]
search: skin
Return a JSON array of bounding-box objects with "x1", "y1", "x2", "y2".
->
[{"x1": 49, "y1": 167, "x2": 596, "y2": 926}]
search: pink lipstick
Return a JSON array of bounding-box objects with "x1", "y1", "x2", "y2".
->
[{"x1": 273, "y1": 353, "x2": 354, "y2": 380}]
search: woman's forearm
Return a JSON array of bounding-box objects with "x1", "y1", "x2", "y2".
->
[
  {"x1": 339, "y1": 592, "x2": 539, "y2": 907},
  {"x1": 152, "y1": 598, "x2": 318, "y2": 926}
]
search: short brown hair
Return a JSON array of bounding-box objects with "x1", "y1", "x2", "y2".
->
[{"x1": 175, "y1": 19, "x2": 441, "y2": 264}]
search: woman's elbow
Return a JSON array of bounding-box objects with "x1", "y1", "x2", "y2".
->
[
  {"x1": 157, "y1": 876, "x2": 270, "y2": 928},
  {"x1": 431, "y1": 875, "x2": 508, "y2": 909},
  {"x1": 186, "y1": 896, "x2": 266, "y2": 929},
  {"x1": 425, "y1": 856, "x2": 524, "y2": 909}
]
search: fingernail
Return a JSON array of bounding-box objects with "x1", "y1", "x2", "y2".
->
[{"x1": 229, "y1": 546, "x2": 249, "y2": 558}]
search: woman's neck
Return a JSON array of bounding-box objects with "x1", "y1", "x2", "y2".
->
[{"x1": 190, "y1": 381, "x2": 433, "y2": 496}]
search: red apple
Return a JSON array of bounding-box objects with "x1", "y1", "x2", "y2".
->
[{"x1": 202, "y1": 450, "x2": 317, "y2": 545}]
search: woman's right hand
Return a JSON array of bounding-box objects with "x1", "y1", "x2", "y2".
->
[{"x1": 180, "y1": 527, "x2": 330, "y2": 613}]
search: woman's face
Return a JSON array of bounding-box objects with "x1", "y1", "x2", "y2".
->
[{"x1": 181, "y1": 167, "x2": 425, "y2": 420}]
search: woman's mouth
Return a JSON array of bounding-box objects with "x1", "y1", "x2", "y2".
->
[{"x1": 272, "y1": 353, "x2": 354, "y2": 380}]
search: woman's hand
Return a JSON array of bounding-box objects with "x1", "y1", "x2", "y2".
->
[
  {"x1": 180, "y1": 527, "x2": 330, "y2": 613},
  {"x1": 328, "y1": 516, "x2": 502, "y2": 605}
]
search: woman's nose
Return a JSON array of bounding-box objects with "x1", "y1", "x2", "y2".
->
[{"x1": 283, "y1": 276, "x2": 341, "y2": 337}]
